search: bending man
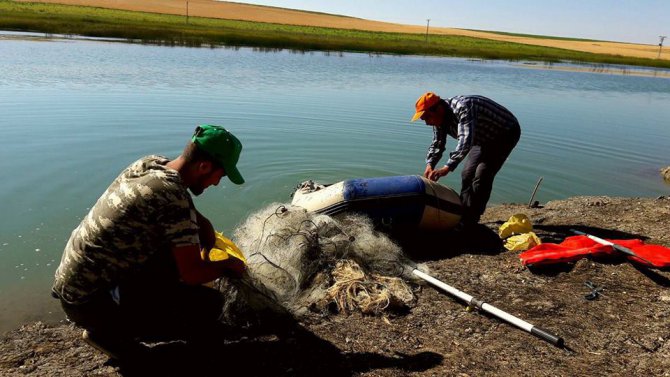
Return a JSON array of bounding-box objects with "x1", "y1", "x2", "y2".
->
[
  {"x1": 52, "y1": 124, "x2": 246, "y2": 361},
  {"x1": 412, "y1": 92, "x2": 521, "y2": 228}
]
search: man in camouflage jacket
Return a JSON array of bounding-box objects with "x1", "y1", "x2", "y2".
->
[{"x1": 52, "y1": 125, "x2": 245, "y2": 361}]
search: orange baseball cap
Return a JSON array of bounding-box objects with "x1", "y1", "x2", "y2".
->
[{"x1": 411, "y1": 92, "x2": 441, "y2": 122}]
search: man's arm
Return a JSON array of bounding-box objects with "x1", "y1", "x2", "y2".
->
[
  {"x1": 445, "y1": 100, "x2": 474, "y2": 170},
  {"x1": 173, "y1": 209, "x2": 245, "y2": 284},
  {"x1": 426, "y1": 125, "x2": 447, "y2": 169},
  {"x1": 424, "y1": 164, "x2": 434, "y2": 179},
  {"x1": 195, "y1": 210, "x2": 215, "y2": 251},
  {"x1": 172, "y1": 244, "x2": 245, "y2": 285}
]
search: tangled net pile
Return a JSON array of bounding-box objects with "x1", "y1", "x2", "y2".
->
[{"x1": 216, "y1": 204, "x2": 423, "y2": 325}]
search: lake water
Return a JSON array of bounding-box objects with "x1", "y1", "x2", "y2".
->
[{"x1": 1, "y1": 32, "x2": 669, "y2": 334}]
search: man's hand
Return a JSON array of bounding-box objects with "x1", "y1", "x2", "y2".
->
[
  {"x1": 219, "y1": 257, "x2": 246, "y2": 279},
  {"x1": 423, "y1": 164, "x2": 434, "y2": 179},
  {"x1": 429, "y1": 166, "x2": 450, "y2": 181},
  {"x1": 173, "y1": 245, "x2": 246, "y2": 285}
]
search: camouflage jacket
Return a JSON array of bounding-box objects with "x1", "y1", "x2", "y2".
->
[{"x1": 53, "y1": 155, "x2": 200, "y2": 304}]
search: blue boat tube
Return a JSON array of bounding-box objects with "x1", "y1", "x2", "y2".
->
[{"x1": 291, "y1": 175, "x2": 462, "y2": 231}]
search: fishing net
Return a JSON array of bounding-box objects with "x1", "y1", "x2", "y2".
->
[
  {"x1": 326, "y1": 259, "x2": 416, "y2": 315},
  {"x1": 215, "y1": 203, "x2": 423, "y2": 326}
]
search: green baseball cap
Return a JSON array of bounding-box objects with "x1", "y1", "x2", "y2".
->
[{"x1": 192, "y1": 124, "x2": 244, "y2": 185}]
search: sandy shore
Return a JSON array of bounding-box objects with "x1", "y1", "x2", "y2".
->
[{"x1": 16, "y1": 0, "x2": 669, "y2": 61}]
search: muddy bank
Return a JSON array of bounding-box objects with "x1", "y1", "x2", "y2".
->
[{"x1": 2, "y1": 196, "x2": 669, "y2": 376}]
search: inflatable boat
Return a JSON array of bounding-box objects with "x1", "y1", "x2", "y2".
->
[{"x1": 291, "y1": 175, "x2": 462, "y2": 231}]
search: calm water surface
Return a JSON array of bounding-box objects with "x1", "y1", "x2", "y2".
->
[{"x1": 1, "y1": 34, "x2": 669, "y2": 333}]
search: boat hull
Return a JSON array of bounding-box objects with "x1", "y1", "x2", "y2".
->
[{"x1": 291, "y1": 175, "x2": 462, "y2": 231}]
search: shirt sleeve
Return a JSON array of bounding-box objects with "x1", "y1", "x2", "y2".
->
[
  {"x1": 445, "y1": 100, "x2": 475, "y2": 170},
  {"x1": 154, "y1": 182, "x2": 200, "y2": 248},
  {"x1": 426, "y1": 125, "x2": 447, "y2": 168}
]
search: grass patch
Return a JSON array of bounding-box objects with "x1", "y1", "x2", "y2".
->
[
  {"x1": 465, "y1": 29, "x2": 606, "y2": 43},
  {"x1": 2, "y1": 0, "x2": 669, "y2": 68}
]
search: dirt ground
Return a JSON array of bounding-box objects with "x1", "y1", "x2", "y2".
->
[
  {"x1": 2, "y1": 195, "x2": 669, "y2": 376},
  {"x1": 17, "y1": 0, "x2": 669, "y2": 61}
]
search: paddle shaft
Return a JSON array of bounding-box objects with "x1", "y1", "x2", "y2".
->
[
  {"x1": 527, "y1": 176, "x2": 543, "y2": 208},
  {"x1": 570, "y1": 229, "x2": 653, "y2": 265},
  {"x1": 412, "y1": 269, "x2": 564, "y2": 347}
]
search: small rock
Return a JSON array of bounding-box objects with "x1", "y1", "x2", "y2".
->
[
  {"x1": 662, "y1": 166, "x2": 670, "y2": 182},
  {"x1": 660, "y1": 295, "x2": 670, "y2": 302}
]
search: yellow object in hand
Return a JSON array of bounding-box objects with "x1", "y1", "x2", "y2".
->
[{"x1": 201, "y1": 232, "x2": 247, "y2": 264}]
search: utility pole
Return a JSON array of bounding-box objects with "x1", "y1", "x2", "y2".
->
[
  {"x1": 425, "y1": 19, "x2": 430, "y2": 43},
  {"x1": 186, "y1": 0, "x2": 189, "y2": 24},
  {"x1": 659, "y1": 36, "x2": 667, "y2": 59}
]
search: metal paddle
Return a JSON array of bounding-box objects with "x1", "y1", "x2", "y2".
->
[
  {"x1": 412, "y1": 268, "x2": 565, "y2": 347},
  {"x1": 570, "y1": 229, "x2": 654, "y2": 266}
]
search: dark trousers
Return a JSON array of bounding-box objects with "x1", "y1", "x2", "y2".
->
[
  {"x1": 60, "y1": 273, "x2": 225, "y2": 344},
  {"x1": 460, "y1": 125, "x2": 520, "y2": 224}
]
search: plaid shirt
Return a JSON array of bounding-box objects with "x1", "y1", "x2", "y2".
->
[{"x1": 426, "y1": 95, "x2": 520, "y2": 170}]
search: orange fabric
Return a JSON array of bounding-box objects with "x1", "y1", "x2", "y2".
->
[{"x1": 520, "y1": 235, "x2": 670, "y2": 268}]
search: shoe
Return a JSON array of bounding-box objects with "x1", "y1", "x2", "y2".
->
[
  {"x1": 82, "y1": 330, "x2": 147, "y2": 361},
  {"x1": 82, "y1": 330, "x2": 122, "y2": 360},
  {"x1": 452, "y1": 221, "x2": 477, "y2": 235}
]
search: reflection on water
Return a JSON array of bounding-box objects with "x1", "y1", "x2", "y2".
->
[{"x1": 0, "y1": 32, "x2": 669, "y2": 333}]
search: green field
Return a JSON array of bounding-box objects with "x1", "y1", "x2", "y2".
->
[
  {"x1": 2, "y1": 0, "x2": 669, "y2": 68},
  {"x1": 467, "y1": 29, "x2": 605, "y2": 43}
]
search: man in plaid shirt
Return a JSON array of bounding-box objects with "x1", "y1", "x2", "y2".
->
[{"x1": 411, "y1": 92, "x2": 521, "y2": 228}]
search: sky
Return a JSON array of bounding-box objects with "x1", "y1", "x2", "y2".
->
[{"x1": 231, "y1": 0, "x2": 669, "y2": 45}]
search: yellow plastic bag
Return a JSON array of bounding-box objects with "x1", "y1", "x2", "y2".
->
[
  {"x1": 498, "y1": 214, "x2": 533, "y2": 239},
  {"x1": 504, "y1": 232, "x2": 542, "y2": 251},
  {"x1": 201, "y1": 232, "x2": 247, "y2": 264}
]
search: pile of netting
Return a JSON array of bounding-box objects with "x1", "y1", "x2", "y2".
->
[{"x1": 215, "y1": 204, "x2": 425, "y2": 326}]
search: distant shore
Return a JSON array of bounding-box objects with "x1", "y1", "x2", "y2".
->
[
  {"x1": 515, "y1": 62, "x2": 670, "y2": 79},
  {"x1": 13, "y1": 0, "x2": 669, "y2": 61},
  {"x1": 3, "y1": 0, "x2": 670, "y2": 69}
]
